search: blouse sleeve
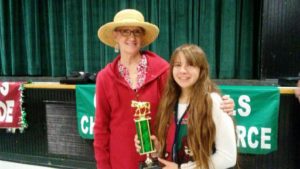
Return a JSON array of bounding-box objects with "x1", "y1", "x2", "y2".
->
[{"x1": 209, "y1": 92, "x2": 237, "y2": 169}]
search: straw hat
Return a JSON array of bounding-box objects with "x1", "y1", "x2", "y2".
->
[{"x1": 98, "y1": 9, "x2": 159, "y2": 48}]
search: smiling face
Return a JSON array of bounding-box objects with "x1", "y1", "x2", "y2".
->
[
  {"x1": 113, "y1": 26, "x2": 145, "y2": 55},
  {"x1": 170, "y1": 45, "x2": 209, "y2": 95},
  {"x1": 172, "y1": 52, "x2": 200, "y2": 93}
]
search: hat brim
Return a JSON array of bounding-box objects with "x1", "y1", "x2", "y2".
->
[{"x1": 98, "y1": 21, "x2": 159, "y2": 48}]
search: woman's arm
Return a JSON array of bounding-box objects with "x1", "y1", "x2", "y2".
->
[{"x1": 93, "y1": 72, "x2": 112, "y2": 169}]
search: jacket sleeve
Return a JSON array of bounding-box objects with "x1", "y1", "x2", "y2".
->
[
  {"x1": 210, "y1": 93, "x2": 237, "y2": 169},
  {"x1": 94, "y1": 72, "x2": 112, "y2": 169}
]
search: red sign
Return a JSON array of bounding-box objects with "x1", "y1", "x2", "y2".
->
[{"x1": 0, "y1": 82, "x2": 23, "y2": 128}]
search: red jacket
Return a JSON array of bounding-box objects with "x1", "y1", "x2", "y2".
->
[{"x1": 94, "y1": 51, "x2": 169, "y2": 169}]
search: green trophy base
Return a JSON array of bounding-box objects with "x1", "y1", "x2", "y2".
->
[{"x1": 139, "y1": 158, "x2": 161, "y2": 169}]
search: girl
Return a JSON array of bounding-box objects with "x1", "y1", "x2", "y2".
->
[{"x1": 136, "y1": 44, "x2": 237, "y2": 169}]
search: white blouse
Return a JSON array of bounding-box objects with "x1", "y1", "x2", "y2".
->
[{"x1": 180, "y1": 92, "x2": 237, "y2": 169}]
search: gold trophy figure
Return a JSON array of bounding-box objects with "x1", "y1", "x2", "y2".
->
[{"x1": 132, "y1": 101, "x2": 160, "y2": 169}]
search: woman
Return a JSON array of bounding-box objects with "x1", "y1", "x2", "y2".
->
[{"x1": 94, "y1": 9, "x2": 234, "y2": 169}]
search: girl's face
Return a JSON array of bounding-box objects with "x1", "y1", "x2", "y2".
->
[
  {"x1": 172, "y1": 52, "x2": 200, "y2": 92},
  {"x1": 114, "y1": 26, "x2": 144, "y2": 55}
]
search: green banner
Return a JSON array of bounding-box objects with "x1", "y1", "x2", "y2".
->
[
  {"x1": 75, "y1": 85, "x2": 95, "y2": 139},
  {"x1": 75, "y1": 85, "x2": 280, "y2": 154},
  {"x1": 220, "y1": 85, "x2": 280, "y2": 154}
]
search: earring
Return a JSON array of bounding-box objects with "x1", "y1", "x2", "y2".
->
[{"x1": 114, "y1": 44, "x2": 119, "y2": 53}]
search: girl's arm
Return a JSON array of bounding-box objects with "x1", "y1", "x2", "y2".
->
[{"x1": 210, "y1": 92, "x2": 237, "y2": 168}]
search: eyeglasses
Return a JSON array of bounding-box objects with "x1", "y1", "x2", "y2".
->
[{"x1": 116, "y1": 29, "x2": 144, "y2": 37}]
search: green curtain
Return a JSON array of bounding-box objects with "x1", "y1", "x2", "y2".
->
[{"x1": 0, "y1": 0, "x2": 258, "y2": 78}]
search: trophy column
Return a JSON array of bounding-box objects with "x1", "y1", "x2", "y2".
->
[{"x1": 132, "y1": 101, "x2": 161, "y2": 169}]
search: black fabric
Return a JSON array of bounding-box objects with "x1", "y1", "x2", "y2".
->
[{"x1": 60, "y1": 71, "x2": 97, "y2": 84}]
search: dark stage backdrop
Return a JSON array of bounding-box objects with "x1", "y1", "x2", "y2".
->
[
  {"x1": 0, "y1": 0, "x2": 259, "y2": 78},
  {"x1": 260, "y1": 0, "x2": 300, "y2": 79}
]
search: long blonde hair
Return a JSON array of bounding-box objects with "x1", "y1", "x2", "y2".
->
[{"x1": 155, "y1": 44, "x2": 219, "y2": 169}]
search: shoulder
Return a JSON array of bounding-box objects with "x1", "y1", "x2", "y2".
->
[
  {"x1": 143, "y1": 50, "x2": 169, "y2": 77},
  {"x1": 144, "y1": 50, "x2": 169, "y2": 66},
  {"x1": 210, "y1": 92, "x2": 232, "y2": 122},
  {"x1": 97, "y1": 55, "x2": 120, "y2": 77},
  {"x1": 210, "y1": 92, "x2": 222, "y2": 115},
  {"x1": 210, "y1": 92, "x2": 222, "y2": 104},
  {"x1": 96, "y1": 65, "x2": 108, "y2": 79},
  {"x1": 96, "y1": 62, "x2": 115, "y2": 82}
]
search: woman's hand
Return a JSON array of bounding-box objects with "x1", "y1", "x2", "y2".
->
[
  {"x1": 158, "y1": 158, "x2": 179, "y2": 169},
  {"x1": 220, "y1": 95, "x2": 235, "y2": 115}
]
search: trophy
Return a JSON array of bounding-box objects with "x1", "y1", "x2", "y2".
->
[{"x1": 132, "y1": 100, "x2": 161, "y2": 169}]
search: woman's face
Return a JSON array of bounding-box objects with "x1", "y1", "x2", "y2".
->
[
  {"x1": 114, "y1": 26, "x2": 144, "y2": 55},
  {"x1": 172, "y1": 52, "x2": 200, "y2": 92}
]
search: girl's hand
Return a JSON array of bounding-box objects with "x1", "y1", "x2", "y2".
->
[
  {"x1": 134, "y1": 135, "x2": 160, "y2": 157},
  {"x1": 134, "y1": 134, "x2": 141, "y2": 153},
  {"x1": 150, "y1": 135, "x2": 160, "y2": 157},
  {"x1": 158, "y1": 158, "x2": 179, "y2": 169},
  {"x1": 220, "y1": 95, "x2": 235, "y2": 115},
  {"x1": 180, "y1": 161, "x2": 197, "y2": 169}
]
